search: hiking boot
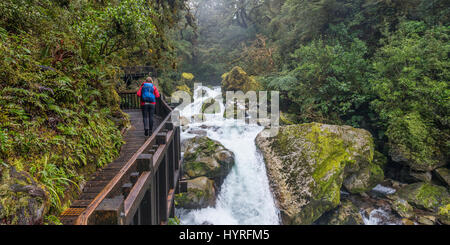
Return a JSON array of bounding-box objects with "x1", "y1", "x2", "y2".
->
[{"x1": 144, "y1": 129, "x2": 149, "y2": 136}]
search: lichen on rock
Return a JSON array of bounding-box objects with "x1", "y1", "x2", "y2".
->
[
  {"x1": 175, "y1": 177, "x2": 216, "y2": 209},
  {"x1": 176, "y1": 136, "x2": 235, "y2": 210},
  {"x1": 396, "y1": 182, "x2": 449, "y2": 212},
  {"x1": 255, "y1": 123, "x2": 384, "y2": 224},
  {"x1": 316, "y1": 200, "x2": 364, "y2": 225},
  {"x1": 0, "y1": 165, "x2": 48, "y2": 224},
  {"x1": 183, "y1": 136, "x2": 235, "y2": 185}
]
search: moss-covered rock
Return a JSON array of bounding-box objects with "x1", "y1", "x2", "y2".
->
[
  {"x1": 175, "y1": 177, "x2": 215, "y2": 209},
  {"x1": 201, "y1": 98, "x2": 220, "y2": 114},
  {"x1": 256, "y1": 123, "x2": 383, "y2": 224},
  {"x1": 434, "y1": 168, "x2": 450, "y2": 187},
  {"x1": 391, "y1": 197, "x2": 414, "y2": 219},
  {"x1": 316, "y1": 200, "x2": 364, "y2": 225},
  {"x1": 279, "y1": 112, "x2": 297, "y2": 125},
  {"x1": 437, "y1": 203, "x2": 450, "y2": 225},
  {"x1": 397, "y1": 182, "x2": 449, "y2": 211},
  {"x1": 0, "y1": 165, "x2": 48, "y2": 224},
  {"x1": 221, "y1": 66, "x2": 261, "y2": 94},
  {"x1": 183, "y1": 136, "x2": 235, "y2": 186}
]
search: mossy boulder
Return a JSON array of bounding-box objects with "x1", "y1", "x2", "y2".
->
[
  {"x1": 255, "y1": 123, "x2": 384, "y2": 224},
  {"x1": 201, "y1": 98, "x2": 221, "y2": 114},
  {"x1": 391, "y1": 197, "x2": 414, "y2": 219},
  {"x1": 437, "y1": 203, "x2": 450, "y2": 225},
  {"x1": 0, "y1": 165, "x2": 48, "y2": 224},
  {"x1": 175, "y1": 177, "x2": 215, "y2": 209},
  {"x1": 434, "y1": 168, "x2": 450, "y2": 187},
  {"x1": 183, "y1": 136, "x2": 235, "y2": 186},
  {"x1": 221, "y1": 66, "x2": 260, "y2": 94},
  {"x1": 316, "y1": 200, "x2": 364, "y2": 225},
  {"x1": 279, "y1": 112, "x2": 297, "y2": 125},
  {"x1": 396, "y1": 182, "x2": 450, "y2": 212}
]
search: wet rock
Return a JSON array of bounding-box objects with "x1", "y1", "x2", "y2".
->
[
  {"x1": 255, "y1": 123, "x2": 383, "y2": 224},
  {"x1": 402, "y1": 218, "x2": 415, "y2": 225},
  {"x1": 201, "y1": 98, "x2": 220, "y2": 114},
  {"x1": 437, "y1": 204, "x2": 450, "y2": 225},
  {"x1": 179, "y1": 116, "x2": 190, "y2": 126},
  {"x1": 175, "y1": 177, "x2": 215, "y2": 209},
  {"x1": 183, "y1": 136, "x2": 235, "y2": 186},
  {"x1": 434, "y1": 168, "x2": 450, "y2": 187},
  {"x1": 417, "y1": 215, "x2": 436, "y2": 225},
  {"x1": 316, "y1": 200, "x2": 364, "y2": 225},
  {"x1": 396, "y1": 182, "x2": 449, "y2": 211},
  {"x1": 391, "y1": 197, "x2": 414, "y2": 219},
  {"x1": 389, "y1": 142, "x2": 446, "y2": 172},
  {"x1": 409, "y1": 170, "x2": 432, "y2": 183},
  {"x1": 187, "y1": 129, "x2": 207, "y2": 136},
  {"x1": 0, "y1": 165, "x2": 48, "y2": 225}
]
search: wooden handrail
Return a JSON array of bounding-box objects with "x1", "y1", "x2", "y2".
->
[{"x1": 75, "y1": 94, "x2": 175, "y2": 225}]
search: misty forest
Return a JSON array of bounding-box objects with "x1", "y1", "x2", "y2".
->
[{"x1": 0, "y1": 0, "x2": 449, "y2": 225}]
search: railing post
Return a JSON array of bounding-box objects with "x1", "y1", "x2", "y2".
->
[{"x1": 90, "y1": 196, "x2": 125, "y2": 225}]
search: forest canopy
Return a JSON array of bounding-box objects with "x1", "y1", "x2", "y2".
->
[{"x1": 175, "y1": 0, "x2": 449, "y2": 187}]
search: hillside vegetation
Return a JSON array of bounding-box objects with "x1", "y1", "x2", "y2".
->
[
  {"x1": 178, "y1": 0, "x2": 449, "y2": 185},
  {"x1": 0, "y1": 0, "x2": 190, "y2": 224}
]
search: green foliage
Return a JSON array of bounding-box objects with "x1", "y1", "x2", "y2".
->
[
  {"x1": 0, "y1": 0, "x2": 191, "y2": 221},
  {"x1": 266, "y1": 38, "x2": 373, "y2": 127},
  {"x1": 371, "y1": 21, "x2": 449, "y2": 168}
]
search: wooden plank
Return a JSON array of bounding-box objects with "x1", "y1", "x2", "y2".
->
[{"x1": 124, "y1": 171, "x2": 152, "y2": 224}]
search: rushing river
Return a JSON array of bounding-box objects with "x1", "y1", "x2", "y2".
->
[
  {"x1": 175, "y1": 85, "x2": 280, "y2": 225},
  {"x1": 174, "y1": 85, "x2": 400, "y2": 225}
]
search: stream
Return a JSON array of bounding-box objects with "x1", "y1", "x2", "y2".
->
[
  {"x1": 175, "y1": 85, "x2": 280, "y2": 225},
  {"x1": 174, "y1": 85, "x2": 400, "y2": 225}
]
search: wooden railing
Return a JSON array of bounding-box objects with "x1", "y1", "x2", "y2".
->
[
  {"x1": 122, "y1": 66, "x2": 157, "y2": 83},
  {"x1": 75, "y1": 93, "x2": 181, "y2": 225}
]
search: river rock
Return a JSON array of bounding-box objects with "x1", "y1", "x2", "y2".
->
[
  {"x1": 390, "y1": 197, "x2": 414, "y2": 219},
  {"x1": 434, "y1": 168, "x2": 450, "y2": 187},
  {"x1": 0, "y1": 165, "x2": 48, "y2": 224},
  {"x1": 179, "y1": 116, "x2": 190, "y2": 126},
  {"x1": 396, "y1": 182, "x2": 449, "y2": 212},
  {"x1": 417, "y1": 215, "x2": 437, "y2": 225},
  {"x1": 201, "y1": 98, "x2": 221, "y2": 114},
  {"x1": 187, "y1": 129, "x2": 207, "y2": 136},
  {"x1": 389, "y1": 142, "x2": 446, "y2": 172},
  {"x1": 183, "y1": 136, "x2": 235, "y2": 186},
  {"x1": 255, "y1": 123, "x2": 383, "y2": 224},
  {"x1": 175, "y1": 177, "x2": 215, "y2": 209},
  {"x1": 316, "y1": 200, "x2": 364, "y2": 225},
  {"x1": 437, "y1": 204, "x2": 450, "y2": 225}
]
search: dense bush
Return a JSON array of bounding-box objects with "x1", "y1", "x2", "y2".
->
[
  {"x1": 0, "y1": 0, "x2": 190, "y2": 224},
  {"x1": 370, "y1": 21, "x2": 449, "y2": 170}
]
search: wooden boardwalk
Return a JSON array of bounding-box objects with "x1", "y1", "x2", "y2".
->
[{"x1": 60, "y1": 110, "x2": 162, "y2": 225}]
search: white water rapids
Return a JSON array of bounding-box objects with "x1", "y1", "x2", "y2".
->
[
  {"x1": 173, "y1": 85, "x2": 399, "y2": 225},
  {"x1": 175, "y1": 86, "x2": 280, "y2": 225}
]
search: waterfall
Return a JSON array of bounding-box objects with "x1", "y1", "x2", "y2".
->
[{"x1": 175, "y1": 86, "x2": 280, "y2": 225}]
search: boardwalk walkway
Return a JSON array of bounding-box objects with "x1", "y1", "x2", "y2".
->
[{"x1": 60, "y1": 110, "x2": 162, "y2": 225}]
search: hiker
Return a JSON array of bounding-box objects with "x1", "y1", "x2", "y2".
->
[{"x1": 137, "y1": 77, "x2": 160, "y2": 136}]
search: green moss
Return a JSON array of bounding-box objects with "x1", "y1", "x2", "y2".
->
[
  {"x1": 306, "y1": 124, "x2": 348, "y2": 206},
  {"x1": 221, "y1": 66, "x2": 261, "y2": 93},
  {"x1": 398, "y1": 182, "x2": 449, "y2": 211},
  {"x1": 201, "y1": 99, "x2": 220, "y2": 114}
]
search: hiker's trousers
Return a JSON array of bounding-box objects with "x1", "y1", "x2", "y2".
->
[{"x1": 141, "y1": 103, "x2": 155, "y2": 131}]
